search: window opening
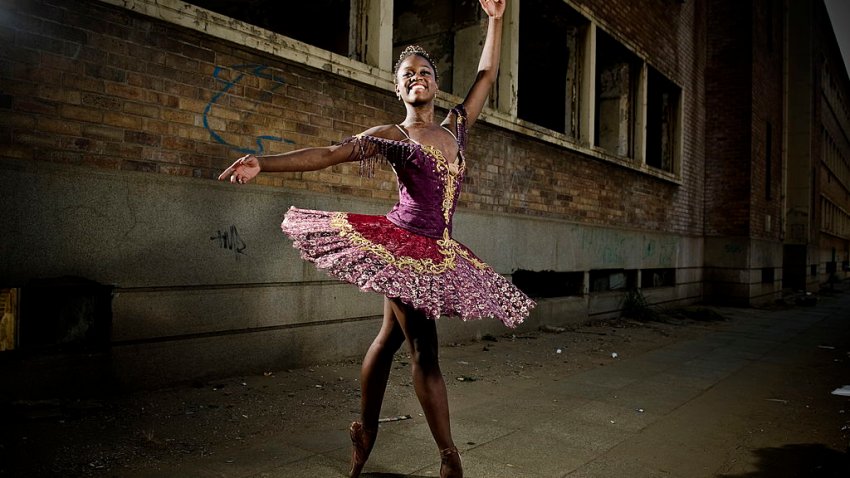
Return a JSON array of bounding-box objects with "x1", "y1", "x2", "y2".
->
[
  {"x1": 765, "y1": 122, "x2": 772, "y2": 199},
  {"x1": 640, "y1": 268, "x2": 676, "y2": 288},
  {"x1": 646, "y1": 66, "x2": 680, "y2": 172},
  {"x1": 512, "y1": 270, "x2": 583, "y2": 298},
  {"x1": 183, "y1": 0, "x2": 353, "y2": 57},
  {"x1": 761, "y1": 267, "x2": 775, "y2": 284},
  {"x1": 765, "y1": 0, "x2": 774, "y2": 53},
  {"x1": 517, "y1": 0, "x2": 587, "y2": 137},
  {"x1": 589, "y1": 269, "x2": 636, "y2": 292},
  {"x1": 595, "y1": 29, "x2": 640, "y2": 158},
  {"x1": 19, "y1": 277, "x2": 113, "y2": 352}
]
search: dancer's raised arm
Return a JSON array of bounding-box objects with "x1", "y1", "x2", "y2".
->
[{"x1": 458, "y1": 0, "x2": 505, "y2": 128}]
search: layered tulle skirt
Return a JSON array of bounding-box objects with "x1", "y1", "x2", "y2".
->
[{"x1": 281, "y1": 207, "x2": 533, "y2": 328}]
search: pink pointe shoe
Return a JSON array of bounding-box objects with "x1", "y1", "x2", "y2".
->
[
  {"x1": 440, "y1": 445, "x2": 463, "y2": 478},
  {"x1": 348, "y1": 421, "x2": 377, "y2": 478}
]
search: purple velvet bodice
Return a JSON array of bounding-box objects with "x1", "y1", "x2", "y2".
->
[
  {"x1": 345, "y1": 105, "x2": 468, "y2": 239},
  {"x1": 385, "y1": 141, "x2": 464, "y2": 238}
]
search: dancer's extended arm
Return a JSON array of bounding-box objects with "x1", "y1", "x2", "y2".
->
[{"x1": 218, "y1": 124, "x2": 390, "y2": 184}]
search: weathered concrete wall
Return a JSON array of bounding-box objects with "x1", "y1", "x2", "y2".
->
[{"x1": 704, "y1": 237, "x2": 783, "y2": 305}]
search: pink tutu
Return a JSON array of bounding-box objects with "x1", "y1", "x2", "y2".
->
[{"x1": 281, "y1": 207, "x2": 533, "y2": 328}]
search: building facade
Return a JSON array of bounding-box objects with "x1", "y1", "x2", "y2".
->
[
  {"x1": 0, "y1": 0, "x2": 847, "y2": 390},
  {"x1": 785, "y1": 0, "x2": 850, "y2": 291},
  {"x1": 703, "y1": 0, "x2": 786, "y2": 304}
]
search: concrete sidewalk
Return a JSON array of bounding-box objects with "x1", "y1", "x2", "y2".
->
[{"x1": 118, "y1": 287, "x2": 850, "y2": 478}]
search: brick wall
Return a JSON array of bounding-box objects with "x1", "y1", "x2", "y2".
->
[
  {"x1": 0, "y1": 0, "x2": 707, "y2": 237},
  {"x1": 569, "y1": 0, "x2": 707, "y2": 234},
  {"x1": 1, "y1": 0, "x2": 398, "y2": 193},
  {"x1": 704, "y1": 0, "x2": 754, "y2": 237}
]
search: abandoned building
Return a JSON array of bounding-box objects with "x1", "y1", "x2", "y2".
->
[{"x1": 1, "y1": 0, "x2": 849, "y2": 391}]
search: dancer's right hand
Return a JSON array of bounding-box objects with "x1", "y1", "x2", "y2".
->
[{"x1": 218, "y1": 154, "x2": 260, "y2": 184}]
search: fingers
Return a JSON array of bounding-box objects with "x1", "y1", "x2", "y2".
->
[
  {"x1": 479, "y1": 0, "x2": 504, "y2": 15},
  {"x1": 218, "y1": 155, "x2": 250, "y2": 183},
  {"x1": 228, "y1": 170, "x2": 246, "y2": 184},
  {"x1": 217, "y1": 167, "x2": 233, "y2": 181},
  {"x1": 230, "y1": 161, "x2": 246, "y2": 184}
]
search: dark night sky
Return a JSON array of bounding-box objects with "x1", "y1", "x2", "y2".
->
[{"x1": 824, "y1": 0, "x2": 850, "y2": 77}]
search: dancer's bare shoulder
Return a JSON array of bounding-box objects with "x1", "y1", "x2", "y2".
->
[{"x1": 358, "y1": 124, "x2": 407, "y2": 142}]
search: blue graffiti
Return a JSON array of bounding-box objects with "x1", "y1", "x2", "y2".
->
[{"x1": 204, "y1": 64, "x2": 295, "y2": 154}]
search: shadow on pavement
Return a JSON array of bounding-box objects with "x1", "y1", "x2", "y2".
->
[
  {"x1": 363, "y1": 474, "x2": 430, "y2": 478},
  {"x1": 717, "y1": 444, "x2": 850, "y2": 478}
]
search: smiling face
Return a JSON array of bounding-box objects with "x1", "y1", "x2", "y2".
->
[{"x1": 395, "y1": 54, "x2": 439, "y2": 105}]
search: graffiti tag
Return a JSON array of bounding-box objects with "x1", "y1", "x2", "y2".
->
[{"x1": 211, "y1": 225, "x2": 246, "y2": 258}]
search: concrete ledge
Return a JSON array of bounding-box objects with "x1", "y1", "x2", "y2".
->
[{"x1": 112, "y1": 282, "x2": 383, "y2": 341}]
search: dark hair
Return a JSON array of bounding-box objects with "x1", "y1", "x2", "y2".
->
[{"x1": 393, "y1": 45, "x2": 439, "y2": 82}]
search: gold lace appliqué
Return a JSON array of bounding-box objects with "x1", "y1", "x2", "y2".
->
[
  {"x1": 443, "y1": 229, "x2": 488, "y2": 270},
  {"x1": 420, "y1": 144, "x2": 464, "y2": 225}
]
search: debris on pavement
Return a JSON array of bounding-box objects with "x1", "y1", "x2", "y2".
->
[
  {"x1": 541, "y1": 325, "x2": 566, "y2": 333},
  {"x1": 831, "y1": 386, "x2": 850, "y2": 397},
  {"x1": 378, "y1": 415, "x2": 412, "y2": 423},
  {"x1": 766, "y1": 398, "x2": 789, "y2": 404}
]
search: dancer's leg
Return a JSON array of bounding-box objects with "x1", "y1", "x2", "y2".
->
[
  {"x1": 350, "y1": 298, "x2": 406, "y2": 477},
  {"x1": 359, "y1": 297, "x2": 406, "y2": 428},
  {"x1": 388, "y1": 298, "x2": 461, "y2": 477}
]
